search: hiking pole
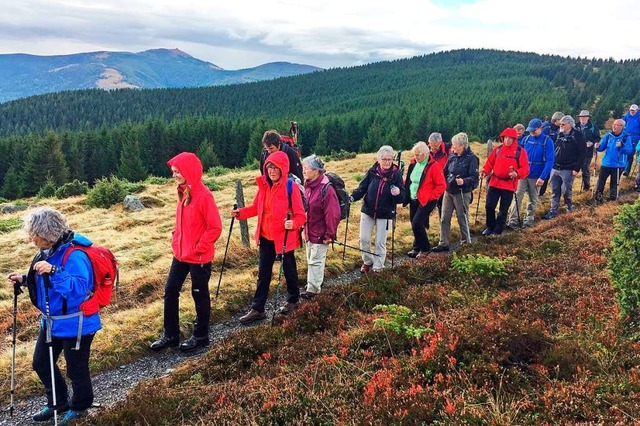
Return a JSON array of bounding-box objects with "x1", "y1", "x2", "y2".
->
[
  {"x1": 272, "y1": 212, "x2": 291, "y2": 326},
  {"x1": 474, "y1": 176, "x2": 483, "y2": 224},
  {"x1": 510, "y1": 167, "x2": 522, "y2": 227},
  {"x1": 331, "y1": 240, "x2": 380, "y2": 257},
  {"x1": 390, "y1": 150, "x2": 403, "y2": 268},
  {"x1": 342, "y1": 200, "x2": 350, "y2": 261},
  {"x1": 617, "y1": 167, "x2": 622, "y2": 200},
  {"x1": 43, "y1": 274, "x2": 58, "y2": 426},
  {"x1": 215, "y1": 203, "x2": 237, "y2": 298},
  {"x1": 9, "y1": 281, "x2": 22, "y2": 418}
]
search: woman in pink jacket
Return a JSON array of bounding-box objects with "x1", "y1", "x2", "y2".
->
[
  {"x1": 232, "y1": 151, "x2": 306, "y2": 324},
  {"x1": 150, "y1": 152, "x2": 222, "y2": 353}
]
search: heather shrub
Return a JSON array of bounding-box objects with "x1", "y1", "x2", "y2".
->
[
  {"x1": 451, "y1": 253, "x2": 513, "y2": 286},
  {"x1": 373, "y1": 304, "x2": 432, "y2": 340},
  {"x1": 608, "y1": 198, "x2": 640, "y2": 324}
]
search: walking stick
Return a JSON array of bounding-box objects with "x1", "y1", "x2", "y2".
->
[
  {"x1": 391, "y1": 150, "x2": 403, "y2": 268},
  {"x1": 332, "y1": 240, "x2": 381, "y2": 257},
  {"x1": 43, "y1": 274, "x2": 59, "y2": 426},
  {"x1": 215, "y1": 204, "x2": 237, "y2": 298},
  {"x1": 474, "y1": 176, "x2": 483, "y2": 224},
  {"x1": 9, "y1": 282, "x2": 21, "y2": 418},
  {"x1": 342, "y1": 201, "x2": 350, "y2": 261},
  {"x1": 616, "y1": 167, "x2": 622, "y2": 200},
  {"x1": 510, "y1": 167, "x2": 522, "y2": 227},
  {"x1": 272, "y1": 212, "x2": 291, "y2": 326}
]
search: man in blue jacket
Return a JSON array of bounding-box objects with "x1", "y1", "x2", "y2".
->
[
  {"x1": 507, "y1": 118, "x2": 555, "y2": 228},
  {"x1": 622, "y1": 104, "x2": 640, "y2": 176},
  {"x1": 594, "y1": 118, "x2": 634, "y2": 202}
]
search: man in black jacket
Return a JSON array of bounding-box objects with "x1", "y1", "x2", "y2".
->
[
  {"x1": 542, "y1": 115, "x2": 586, "y2": 219},
  {"x1": 259, "y1": 130, "x2": 304, "y2": 183},
  {"x1": 577, "y1": 110, "x2": 601, "y2": 191}
]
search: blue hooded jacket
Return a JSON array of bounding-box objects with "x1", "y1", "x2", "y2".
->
[
  {"x1": 31, "y1": 232, "x2": 101, "y2": 338},
  {"x1": 521, "y1": 133, "x2": 555, "y2": 180},
  {"x1": 623, "y1": 112, "x2": 640, "y2": 139},
  {"x1": 597, "y1": 131, "x2": 634, "y2": 168}
]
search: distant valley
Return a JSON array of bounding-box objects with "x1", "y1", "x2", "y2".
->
[{"x1": 0, "y1": 48, "x2": 322, "y2": 103}]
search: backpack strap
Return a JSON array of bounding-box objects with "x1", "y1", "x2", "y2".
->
[
  {"x1": 286, "y1": 178, "x2": 293, "y2": 209},
  {"x1": 496, "y1": 145, "x2": 521, "y2": 168},
  {"x1": 321, "y1": 181, "x2": 332, "y2": 199}
]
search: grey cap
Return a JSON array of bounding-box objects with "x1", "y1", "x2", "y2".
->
[{"x1": 578, "y1": 110, "x2": 590, "y2": 117}]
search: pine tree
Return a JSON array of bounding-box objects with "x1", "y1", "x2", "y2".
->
[
  {"x1": 118, "y1": 135, "x2": 147, "y2": 182},
  {"x1": 1, "y1": 166, "x2": 21, "y2": 199},
  {"x1": 197, "y1": 138, "x2": 220, "y2": 171},
  {"x1": 21, "y1": 132, "x2": 69, "y2": 196},
  {"x1": 315, "y1": 128, "x2": 329, "y2": 156}
]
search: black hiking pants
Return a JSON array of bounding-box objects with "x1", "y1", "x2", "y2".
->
[
  {"x1": 163, "y1": 257, "x2": 212, "y2": 339},
  {"x1": 253, "y1": 237, "x2": 299, "y2": 313},
  {"x1": 409, "y1": 199, "x2": 438, "y2": 252},
  {"x1": 485, "y1": 187, "x2": 514, "y2": 234}
]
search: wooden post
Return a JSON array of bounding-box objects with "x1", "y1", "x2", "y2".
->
[{"x1": 235, "y1": 179, "x2": 250, "y2": 247}]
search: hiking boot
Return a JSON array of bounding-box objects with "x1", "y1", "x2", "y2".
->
[
  {"x1": 481, "y1": 228, "x2": 493, "y2": 236},
  {"x1": 505, "y1": 223, "x2": 518, "y2": 230},
  {"x1": 150, "y1": 334, "x2": 179, "y2": 351},
  {"x1": 431, "y1": 245, "x2": 450, "y2": 253},
  {"x1": 622, "y1": 171, "x2": 629, "y2": 177},
  {"x1": 407, "y1": 249, "x2": 419, "y2": 258},
  {"x1": 542, "y1": 211, "x2": 557, "y2": 220},
  {"x1": 33, "y1": 405, "x2": 69, "y2": 422},
  {"x1": 300, "y1": 290, "x2": 316, "y2": 300},
  {"x1": 278, "y1": 301, "x2": 299, "y2": 315},
  {"x1": 566, "y1": 204, "x2": 575, "y2": 213},
  {"x1": 239, "y1": 309, "x2": 266, "y2": 325},
  {"x1": 179, "y1": 335, "x2": 210, "y2": 353},
  {"x1": 360, "y1": 264, "x2": 372, "y2": 273},
  {"x1": 58, "y1": 409, "x2": 87, "y2": 425},
  {"x1": 416, "y1": 250, "x2": 430, "y2": 258}
]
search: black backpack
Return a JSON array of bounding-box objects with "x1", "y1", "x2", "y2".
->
[{"x1": 321, "y1": 172, "x2": 349, "y2": 220}]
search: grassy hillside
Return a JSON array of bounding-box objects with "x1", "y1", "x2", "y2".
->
[{"x1": 1, "y1": 145, "x2": 638, "y2": 424}]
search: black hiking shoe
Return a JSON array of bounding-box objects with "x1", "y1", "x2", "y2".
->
[
  {"x1": 179, "y1": 335, "x2": 210, "y2": 352},
  {"x1": 407, "y1": 249, "x2": 419, "y2": 258},
  {"x1": 481, "y1": 228, "x2": 493, "y2": 236},
  {"x1": 150, "y1": 334, "x2": 179, "y2": 351},
  {"x1": 300, "y1": 290, "x2": 316, "y2": 300},
  {"x1": 431, "y1": 245, "x2": 450, "y2": 253}
]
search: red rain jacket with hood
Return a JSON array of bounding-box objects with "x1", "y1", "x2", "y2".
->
[
  {"x1": 237, "y1": 151, "x2": 306, "y2": 254},
  {"x1": 167, "y1": 152, "x2": 223, "y2": 264},
  {"x1": 483, "y1": 128, "x2": 530, "y2": 191}
]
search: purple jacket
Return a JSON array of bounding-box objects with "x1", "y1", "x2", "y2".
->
[{"x1": 304, "y1": 174, "x2": 341, "y2": 244}]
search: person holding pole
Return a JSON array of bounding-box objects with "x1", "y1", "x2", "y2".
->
[
  {"x1": 433, "y1": 133, "x2": 479, "y2": 252},
  {"x1": 506, "y1": 118, "x2": 554, "y2": 229},
  {"x1": 232, "y1": 150, "x2": 306, "y2": 324},
  {"x1": 403, "y1": 141, "x2": 446, "y2": 257},
  {"x1": 594, "y1": 118, "x2": 634, "y2": 203},
  {"x1": 7, "y1": 207, "x2": 100, "y2": 425},
  {"x1": 150, "y1": 152, "x2": 222, "y2": 353},
  {"x1": 350, "y1": 145, "x2": 405, "y2": 273},
  {"x1": 300, "y1": 155, "x2": 341, "y2": 299}
]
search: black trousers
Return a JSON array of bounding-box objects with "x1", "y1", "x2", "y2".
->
[
  {"x1": 409, "y1": 199, "x2": 438, "y2": 251},
  {"x1": 163, "y1": 257, "x2": 212, "y2": 339},
  {"x1": 253, "y1": 237, "x2": 299, "y2": 313},
  {"x1": 485, "y1": 187, "x2": 514, "y2": 234},
  {"x1": 32, "y1": 328, "x2": 95, "y2": 411},
  {"x1": 596, "y1": 166, "x2": 623, "y2": 200}
]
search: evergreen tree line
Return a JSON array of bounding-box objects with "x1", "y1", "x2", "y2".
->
[{"x1": 1, "y1": 49, "x2": 639, "y2": 200}]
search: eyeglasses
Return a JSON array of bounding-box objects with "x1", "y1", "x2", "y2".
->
[
  {"x1": 380, "y1": 158, "x2": 394, "y2": 162},
  {"x1": 265, "y1": 164, "x2": 280, "y2": 170}
]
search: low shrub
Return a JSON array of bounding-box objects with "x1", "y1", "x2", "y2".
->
[
  {"x1": 373, "y1": 304, "x2": 432, "y2": 340},
  {"x1": 144, "y1": 175, "x2": 171, "y2": 185},
  {"x1": 0, "y1": 217, "x2": 21, "y2": 234},
  {"x1": 54, "y1": 179, "x2": 88, "y2": 198},
  {"x1": 36, "y1": 179, "x2": 57, "y2": 199},
  {"x1": 451, "y1": 253, "x2": 513, "y2": 286},
  {"x1": 86, "y1": 176, "x2": 127, "y2": 208}
]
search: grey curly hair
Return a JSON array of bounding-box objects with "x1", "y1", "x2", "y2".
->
[{"x1": 23, "y1": 207, "x2": 68, "y2": 243}]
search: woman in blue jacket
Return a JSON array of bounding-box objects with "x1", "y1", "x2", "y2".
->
[
  {"x1": 8, "y1": 207, "x2": 99, "y2": 425},
  {"x1": 595, "y1": 118, "x2": 635, "y2": 202}
]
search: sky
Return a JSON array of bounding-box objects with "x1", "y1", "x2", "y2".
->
[{"x1": 1, "y1": 0, "x2": 638, "y2": 70}]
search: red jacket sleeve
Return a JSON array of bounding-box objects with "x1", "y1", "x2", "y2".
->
[{"x1": 194, "y1": 193, "x2": 223, "y2": 256}]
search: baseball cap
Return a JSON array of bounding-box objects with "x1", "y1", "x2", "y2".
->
[
  {"x1": 630, "y1": 104, "x2": 639, "y2": 111},
  {"x1": 525, "y1": 118, "x2": 542, "y2": 132}
]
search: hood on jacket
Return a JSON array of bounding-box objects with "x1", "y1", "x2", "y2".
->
[
  {"x1": 500, "y1": 127, "x2": 518, "y2": 140},
  {"x1": 167, "y1": 152, "x2": 203, "y2": 186},
  {"x1": 263, "y1": 151, "x2": 290, "y2": 180}
]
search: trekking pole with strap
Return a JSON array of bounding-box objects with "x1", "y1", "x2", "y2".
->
[
  {"x1": 43, "y1": 274, "x2": 59, "y2": 426},
  {"x1": 331, "y1": 240, "x2": 381, "y2": 257},
  {"x1": 342, "y1": 200, "x2": 350, "y2": 261},
  {"x1": 456, "y1": 177, "x2": 472, "y2": 243},
  {"x1": 510, "y1": 166, "x2": 522, "y2": 228},
  {"x1": 215, "y1": 203, "x2": 237, "y2": 298},
  {"x1": 272, "y1": 212, "x2": 291, "y2": 326},
  {"x1": 9, "y1": 281, "x2": 22, "y2": 418},
  {"x1": 474, "y1": 175, "x2": 484, "y2": 224}
]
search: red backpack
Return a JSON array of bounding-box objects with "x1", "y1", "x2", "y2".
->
[
  {"x1": 280, "y1": 135, "x2": 301, "y2": 158},
  {"x1": 63, "y1": 243, "x2": 119, "y2": 316}
]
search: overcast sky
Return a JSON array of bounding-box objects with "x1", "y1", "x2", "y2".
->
[{"x1": 1, "y1": 0, "x2": 638, "y2": 70}]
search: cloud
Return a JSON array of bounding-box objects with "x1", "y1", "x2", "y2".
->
[{"x1": 0, "y1": 0, "x2": 638, "y2": 69}]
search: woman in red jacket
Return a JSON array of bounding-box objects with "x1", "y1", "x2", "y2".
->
[
  {"x1": 232, "y1": 151, "x2": 306, "y2": 324},
  {"x1": 403, "y1": 141, "x2": 446, "y2": 257},
  {"x1": 150, "y1": 152, "x2": 222, "y2": 353},
  {"x1": 480, "y1": 128, "x2": 530, "y2": 236}
]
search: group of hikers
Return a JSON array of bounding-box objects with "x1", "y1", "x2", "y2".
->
[{"x1": 5, "y1": 103, "x2": 640, "y2": 424}]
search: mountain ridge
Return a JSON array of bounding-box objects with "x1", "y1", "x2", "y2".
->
[{"x1": 0, "y1": 48, "x2": 322, "y2": 103}]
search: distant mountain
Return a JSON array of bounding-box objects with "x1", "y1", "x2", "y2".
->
[{"x1": 0, "y1": 48, "x2": 322, "y2": 103}]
